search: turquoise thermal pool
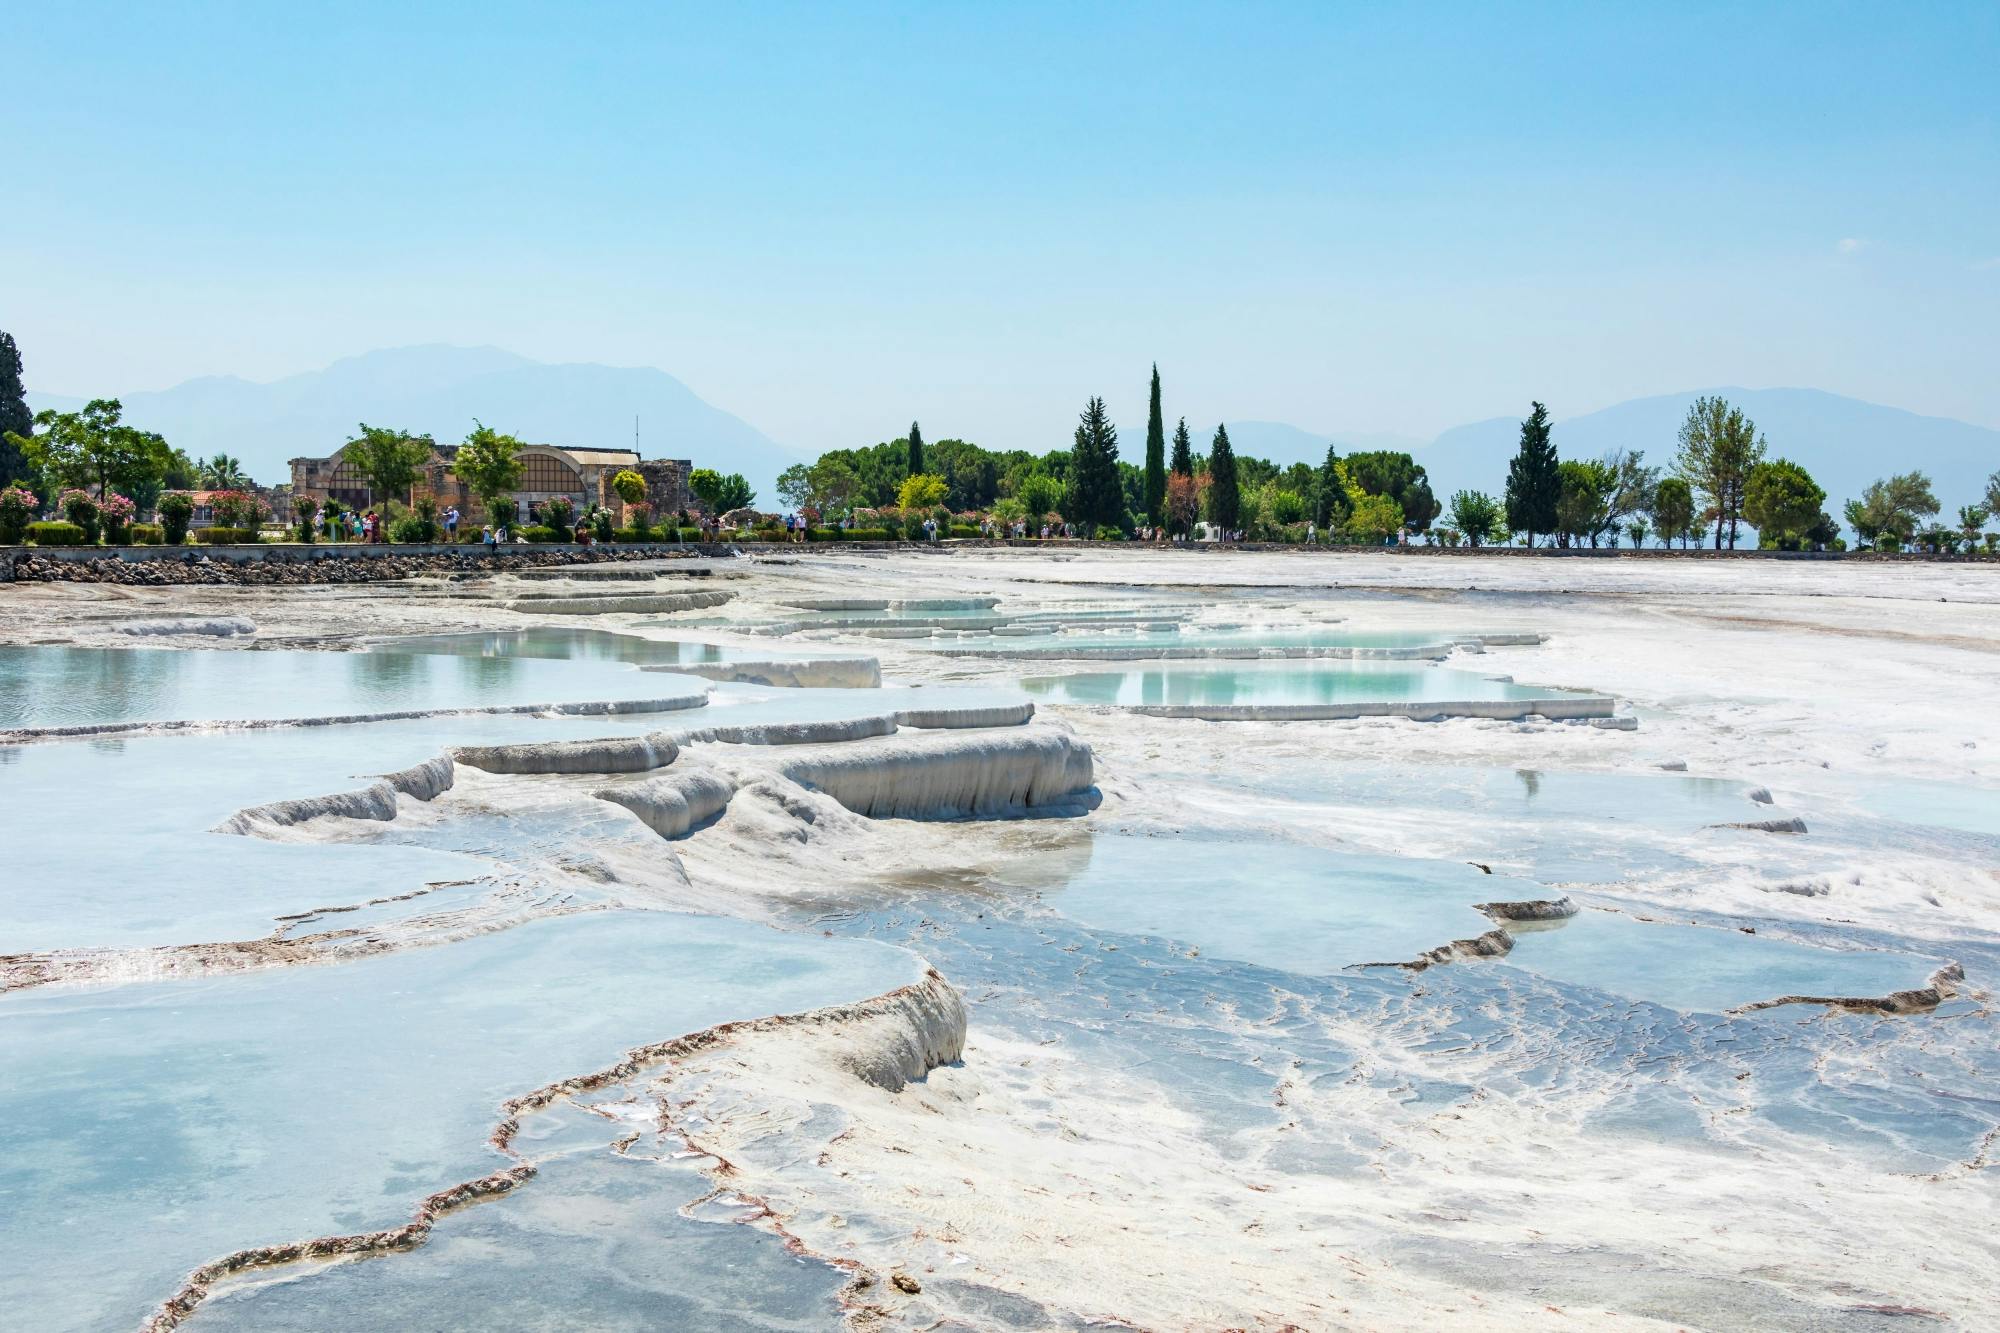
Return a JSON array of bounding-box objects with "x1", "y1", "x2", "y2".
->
[{"x1": 1019, "y1": 660, "x2": 1610, "y2": 718}]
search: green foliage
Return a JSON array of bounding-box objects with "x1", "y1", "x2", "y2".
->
[
  {"x1": 519, "y1": 525, "x2": 562, "y2": 543},
  {"x1": 1555, "y1": 458, "x2": 1615, "y2": 546},
  {"x1": 688, "y1": 468, "x2": 755, "y2": 514},
  {"x1": 1650, "y1": 477, "x2": 1694, "y2": 547},
  {"x1": 1846, "y1": 472, "x2": 1939, "y2": 547},
  {"x1": 127, "y1": 523, "x2": 164, "y2": 545},
  {"x1": 907, "y1": 422, "x2": 924, "y2": 479},
  {"x1": 1143, "y1": 365, "x2": 1166, "y2": 527},
  {"x1": 1344, "y1": 451, "x2": 1440, "y2": 531},
  {"x1": 158, "y1": 492, "x2": 194, "y2": 544},
  {"x1": 1313, "y1": 445, "x2": 1352, "y2": 529},
  {"x1": 0, "y1": 485, "x2": 38, "y2": 543},
  {"x1": 1674, "y1": 395, "x2": 1767, "y2": 549},
  {"x1": 1016, "y1": 472, "x2": 1064, "y2": 519},
  {"x1": 1743, "y1": 458, "x2": 1826, "y2": 549},
  {"x1": 1448, "y1": 490, "x2": 1506, "y2": 546},
  {"x1": 198, "y1": 453, "x2": 250, "y2": 489},
  {"x1": 1344, "y1": 493, "x2": 1404, "y2": 544},
  {"x1": 342, "y1": 424, "x2": 434, "y2": 507},
  {"x1": 455, "y1": 422, "x2": 526, "y2": 515},
  {"x1": 194, "y1": 527, "x2": 259, "y2": 544},
  {"x1": 27, "y1": 520, "x2": 87, "y2": 546},
  {"x1": 1505, "y1": 401, "x2": 1559, "y2": 544},
  {"x1": 11, "y1": 398, "x2": 179, "y2": 510},
  {"x1": 293, "y1": 495, "x2": 317, "y2": 543},
  {"x1": 611, "y1": 469, "x2": 647, "y2": 505},
  {"x1": 540, "y1": 495, "x2": 576, "y2": 540},
  {"x1": 0, "y1": 332, "x2": 32, "y2": 486},
  {"x1": 1168, "y1": 417, "x2": 1193, "y2": 477},
  {"x1": 898, "y1": 473, "x2": 949, "y2": 510},
  {"x1": 1063, "y1": 397, "x2": 1123, "y2": 531},
  {"x1": 318, "y1": 496, "x2": 346, "y2": 542},
  {"x1": 1205, "y1": 425, "x2": 1240, "y2": 533}
]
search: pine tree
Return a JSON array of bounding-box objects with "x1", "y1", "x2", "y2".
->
[
  {"x1": 1207, "y1": 424, "x2": 1240, "y2": 536},
  {"x1": 0, "y1": 331, "x2": 32, "y2": 487},
  {"x1": 1066, "y1": 396, "x2": 1123, "y2": 532},
  {"x1": 1169, "y1": 417, "x2": 1193, "y2": 476},
  {"x1": 1314, "y1": 443, "x2": 1351, "y2": 528},
  {"x1": 1142, "y1": 364, "x2": 1166, "y2": 529},
  {"x1": 906, "y1": 422, "x2": 924, "y2": 479},
  {"x1": 1504, "y1": 401, "x2": 1560, "y2": 545}
]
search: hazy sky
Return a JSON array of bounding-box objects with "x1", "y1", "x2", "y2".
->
[{"x1": 8, "y1": 1, "x2": 1997, "y2": 452}]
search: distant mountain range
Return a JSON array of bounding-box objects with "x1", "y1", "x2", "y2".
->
[
  {"x1": 28, "y1": 345, "x2": 804, "y2": 505},
  {"x1": 31, "y1": 348, "x2": 1996, "y2": 515}
]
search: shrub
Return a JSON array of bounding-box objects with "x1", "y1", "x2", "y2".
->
[
  {"x1": 208, "y1": 490, "x2": 264, "y2": 530},
  {"x1": 0, "y1": 485, "x2": 38, "y2": 544},
  {"x1": 540, "y1": 496, "x2": 576, "y2": 541},
  {"x1": 611, "y1": 526, "x2": 649, "y2": 542},
  {"x1": 60, "y1": 490, "x2": 102, "y2": 543},
  {"x1": 519, "y1": 525, "x2": 562, "y2": 543},
  {"x1": 195, "y1": 526, "x2": 260, "y2": 544},
  {"x1": 158, "y1": 492, "x2": 195, "y2": 545},
  {"x1": 293, "y1": 496, "x2": 318, "y2": 543},
  {"x1": 949, "y1": 524, "x2": 980, "y2": 539},
  {"x1": 127, "y1": 523, "x2": 164, "y2": 545},
  {"x1": 388, "y1": 516, "x2": 431, "y2": 543},
  {"x1": 99, "y1": 493, "x2": 137, "y2": 543},
  {"x1": 611, "y1": 469, "x2": 647, "y2": 506},
  {"x1": 28, "y1": 521, "x2": 88, "y2": 545}
]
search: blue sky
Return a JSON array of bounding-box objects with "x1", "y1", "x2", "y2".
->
[{"x1": 7, "y1": 1, "x2": 1997, "y2": 451}]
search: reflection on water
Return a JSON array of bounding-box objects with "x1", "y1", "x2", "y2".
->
[
  {"x1": 1022, "y1": 662, "x2": 1554, "y2": 707},
  {"x1": 0, "y1": 643, "x2": 705, "y2": 729},
  {"x1": 372, "y1": 628, "x2": 836, "y2": 669}
]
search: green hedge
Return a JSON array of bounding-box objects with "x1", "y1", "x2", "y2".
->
[
  {"x1": 804, "y1": 526, "x2": 897, "y2": 542},
  {"x1": 519, "y1": 525, "x2": 562, "y2": 543},
  {"x1": 27, "y1": 521, "x2": 88, "y2": 546},
  {"x1": 127, "y1": 524, "x2": 165, "y2": 545},
  {"x1": 195, "y1": 527, "x2": 261, "y2": 544}
]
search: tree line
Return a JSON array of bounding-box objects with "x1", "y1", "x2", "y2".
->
[
  {"x1": 777, "y1": 365, "x2": 1444, "y2": 543},
  {"x1": 1487, "y1": 395, "x2": 1997, "y2": 552}
]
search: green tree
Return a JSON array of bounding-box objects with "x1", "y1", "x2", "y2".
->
[
  {"x1": 198, "y1": 453, "x2": 250, "y2": 489},
  {"x1": 1345, "y1": 492, "x2": 1404, "y2": 544},
  {"x1": 1142, "y1": 364, "x2": 1166, "y2": 528},
  {"x1": 1847, "y1": 472, "x2": 1938, "y2": 547},
  {"x1": 907, "y1": 421, "x2": 924, "y2": 478},
  {"x1": 0, "y1": 331, "x2": 31, "y2": 486},
  {"x1": 1959, "y1": 504, "x2": 1991, "y2": 546},
  {"x1": 1065, "y1": 396, "x2": 1123, "y2": 530},
  {"x1": 1674, "y1": 395, "x2": 1766, "y2": 549},
  {"x1": 1555, "y1": 458, "x2": 1615, "y2": 547},
  {"x1": 1504, "y1": 401, "x2": 1560, "y2": 545},
  {"x1": 898, "y1": 473, "x2": 949, "y2": 510},
  {"x1": 1206, "y1": 424, "x2": 1240, "y2": 535},
  {"x1": 612, "y1": 469, "x2": 647, "y2": 506},
  {"x1": 1312, "y1": 444, "x2": 1353, "y2": 530},
  {"x1": 1448, "y1": 490, "x2": 1505, "y2": 547},
  {"x1": 1651, "y1": 476, "x2": 1694, "y2": 548},
  {"x1": 1016, "y1": 472, "x2": 1064, "y2": 520},
  {"x1": 1344, "y1": 450, "x2": 1440, "y2": 531},
  {"x1": 1986, "y1": 470, "x2": 2000, "y2": 517},
  {"x1": 1169, "y1": 417, "x2": 1193, "y2": 477},
  {"x1": 10, "y1": 398, "x2": 176, "y2": 508},
  {"x1": 1743, "y1": 458, "x2": 1827, "y2": 549},
  {"x1": 344, "y1": 424, "x2": 433, "y2": 512},
  {"x1": 688, "y1": 468, "x2": 726, "y2": 513},
  {"x1": 453, "y1": 421, "x2": 525, "y2": 529},
  {"x1": 1602, "y1": 448, "x2": 1659, "y2": 536}
]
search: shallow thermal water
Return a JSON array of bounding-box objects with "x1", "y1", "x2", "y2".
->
[
  {"x1": 1019, "y1": 659, "x2": 1576, "y2": 708},
  {"x1": 0, "y1": 911, "x2": 921, "y2": 1333},
  {"x1": 4, "y1": 566, "x2": 1996, "y2": 1331},
  {"x1": 0, "y1": 643, "x2": 705, "y2": 729}
]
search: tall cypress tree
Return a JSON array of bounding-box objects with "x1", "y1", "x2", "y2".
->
[
  {"x1": 1207, "y1": 424, "x2": 1240, "y2": 536},
  {"x1": 0, "y1": 331, "x2": 31, "y2": 487},
  {"x1": 1505, "y1": 401, "x2": 1560, "y2": 545},
  {"x1": 906, "y1": 421, "x2": 924, "y2": 478},
  {"x1": 1314, "y1": 442, "x2": 1351, "y2": 528},
  {"x1": 1066, "y1": 396, "x2": 1123, "y2": 532},
  {"x1": 1169, "y1": 417, "x2": 1193, "y2": 476},
  {"x1": 1142, "y1": 364, "x2": 1166, "y2": 528}
]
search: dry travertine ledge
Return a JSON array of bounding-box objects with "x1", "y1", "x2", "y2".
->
[
  {"x1": 1732, "y1": 961, "x2": 1969, "y2": 1016},
  {"x1": 143, "y1": 967, "x2": 966, "y2": 1333},
  {"x1": 503, "y1": 589, "x2": 735, "y2": 615}
]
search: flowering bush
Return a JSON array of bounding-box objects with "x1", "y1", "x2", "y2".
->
[
  {"x1": 539, "y1": 495, "x2": 576, "y2": 539},
  {"x1": 98, "y1": 492, "x2": 137, "y2": 541},
  {"x1": 0, "y1": 485, "x2": 38, "y2": 544},
  {"x1": 208, "y1": 490, "x2": 265, "y2": 530},
  {"x1": 59, "y1": 489, "x2": 102, "y2": 543},
  {"x1": 157, "y1": 492, "x2": 195, "y2": 544}
]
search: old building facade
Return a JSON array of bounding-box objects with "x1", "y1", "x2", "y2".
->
[{"x1": 289, "y1": 443, "x2": 698, "y2": 522}]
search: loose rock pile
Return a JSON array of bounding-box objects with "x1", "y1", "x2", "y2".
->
[{"x1": 5, "y1": 547, "x2": 715, "y2": 586}]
